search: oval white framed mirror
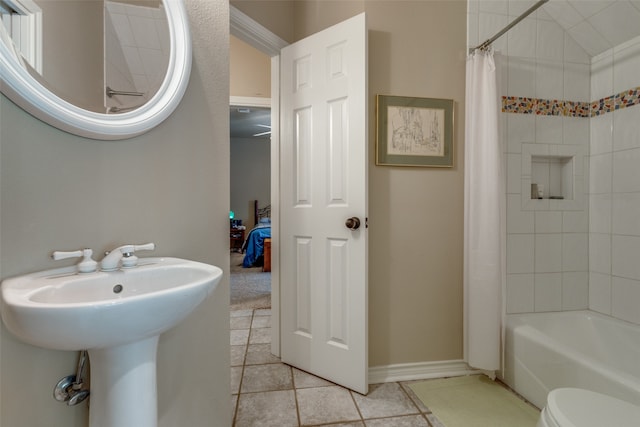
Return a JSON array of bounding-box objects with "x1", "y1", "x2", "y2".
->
[{"x1": 0, "y1": 0, "x2": 191, "y2": 140}]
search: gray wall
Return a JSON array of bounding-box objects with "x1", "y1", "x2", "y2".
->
[
  {"x1": 230, "y1": 137, "x2": 271, "y2": 229},
  {"x1": 0, "y1": 0, "x2": 231, "y2": 425},
  {"x1": 233, "y1": 0, "x2": 468, "y2": 366}
]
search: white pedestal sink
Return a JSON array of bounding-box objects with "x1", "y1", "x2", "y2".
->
[{"x1": 0, "y1": 257, "x2": 223, "y2": 427}]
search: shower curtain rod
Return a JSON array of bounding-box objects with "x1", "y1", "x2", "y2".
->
[
  {"x1": 105, "y1": 86, "x2": 144, "y2": 98},
  {"x1": 469, "y1": 0, "x2": 549, "y2": 54}
]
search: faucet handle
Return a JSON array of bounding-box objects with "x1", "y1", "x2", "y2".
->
[
  {"x1": 121, "y1": 243, "x2": 155, "y2": 268},
  {"x1": 132, "y1": 243, "x2": 155, "y2": 252},
  {"x1": 51, "y1": 248, "x2": 98, "y2": 273}
]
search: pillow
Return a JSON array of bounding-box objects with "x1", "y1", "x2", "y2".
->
[{"x1": 259, "y1": 217, "x2": 271, "y2": 224}]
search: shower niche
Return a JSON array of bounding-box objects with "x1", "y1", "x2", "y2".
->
[
  {"x1": 531, "y1": 156, "x2": 573, "y2": 200},
  {"x1": 521, "y1": 143, "x2": 586, "y2": 211}
]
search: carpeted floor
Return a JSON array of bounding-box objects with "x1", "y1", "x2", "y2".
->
[
  {"x1": 409, "y1": 375, "x2": 539, "y2": 427},
  {"x1": 230, "y1": 251, "x2": 271, "y2": 311}
]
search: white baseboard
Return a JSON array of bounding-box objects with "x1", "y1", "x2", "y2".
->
[{"x1": 368, "y1": 359, "x2": 481, "y2": 384}]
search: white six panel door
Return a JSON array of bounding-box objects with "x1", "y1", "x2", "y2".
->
[{"x1": 280, "y1": 13, "x2": 368, "y2": 394}]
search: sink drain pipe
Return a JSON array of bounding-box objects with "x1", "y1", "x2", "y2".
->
[{"x1": 54, "y1": 350, "x2": 90, "y2": 406}]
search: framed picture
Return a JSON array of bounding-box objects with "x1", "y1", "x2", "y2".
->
[{"x1": 376, "y1": 95, "x2": 454, "y2": 167}]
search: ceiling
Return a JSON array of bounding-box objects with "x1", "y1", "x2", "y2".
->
[
  {"x1": 542, "y1": 0, "x2": 640, "y2": 56},
  {"x1": 230, "y1": 106, "x2": 271, "y2": 140}
]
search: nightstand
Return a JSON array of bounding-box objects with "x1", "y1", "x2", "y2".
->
[
  {"x1": 230, "y1": 228, "x2": 244, "y2": 252},
  {"x1": 263, "y1": 238, "x2": 271, "y2": 272}
]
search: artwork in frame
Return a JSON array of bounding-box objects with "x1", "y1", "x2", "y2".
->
[{"x1": 376, "y1": 95, "x2": 454, "y2": 167}]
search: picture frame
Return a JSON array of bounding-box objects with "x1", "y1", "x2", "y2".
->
[{"x1": 376, "y1": 95, "x2": 454, "y2": 167}]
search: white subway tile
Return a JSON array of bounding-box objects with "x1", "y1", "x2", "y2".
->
[
  {"x1": 589, "y1": 153, "x2": 612, "y2": 194},
  {"x1": 468, "y1": 13, "x2": 480, "y2": 48},
  {"x1": 507, "y1": 234, "x2": 535, "y2": 273},
  {"x1": 508, "y1": 0, "x2": 536, "y2": 17},
  {"x1": 562, "y1": 233, "x2": 589, "y2": 272},
  {"x1": 535, "y1": 211, "x2": 562, "y2": 233},
  {"x1": 613, "y1": 38, "x2": 640, "y2": 93},
  {"x1": 589, "y1": 233, "x2": 611, "y2": 274},
  {"x1": 468, "y1": 0, "x2": 480, "y2": 14},
  {"x1": 479, "y1": 12, "x2": 509, "y2": 53},
  {"x1": 108, "y1": 13, "x2": 135, "y2": 46},
  {"x1": 508, "y1": 57, "x2": 537, "y2": 98},
  {"x1": 535, "y1": 233, "x2": 562, "y2": 273},
  {"x1": 506, "y1": 273, "x2": 535, "y2": 313},
  {"x1": 507, "y1": 195, "x2": 535, "y2": 233},
  {"x1": 125, "y1": 3, "x2": 154, "y2": 17},
  {"x1": 590, "y1": 52, "x2": 614, "y2": 101},
  {"x1": 536, "y1": 59, "x2": 564, "y2": 100},
  {"x1": 612, "y1": 235, "x2": 640, "y2": 280},
  {"x1": 613, "y1": 148, "x2": 640, "y2": 193},
  {"x1": 612, "y1": 192, "x2": 640, "y2": 236},
  {"x1": 590, "y1": 114, "x2": 613, "y2": 155},
  {"x1": 563, "y1": 210, "x2": 588, "y2": 233},
  {"x1": 479, "y1": 0, "x2": 509, "y2": 15},
  {"x1": 105, "y1": 2, "x2": 126, "y2": 13},
  {"x1": 537, "y1": 19, "x2": 564, "y2": 61},
  {"x1": 562, "y1": 271, "x2": 589, "y2": 310},
  {"x1": 507, "y1": 154, "x2": 522, "y2": 193},
  {"x1": 589, "y1": 193, "x2": 612, "y2": 234},
  {"x1": 534, "y1": 273, "x2": 562, "y2": 312},
  {"x1": 589, "y1": 272, "x2": 612, "y2": 315},
  {"x1": 139, "y1": 49, "x2": 167, "y2": 84},
  {"x1": 129, "y1": 15, "x2": 161, "y2": 50},
  {"x1": 611, "y1": 276, "x2": 640, "y2": 325},
  {"x1": 468, "y1": 0, "x2": 479, "y2": 14},
  {"x1": 612, "y1": 107, "x2": 640, "y2": 152},
  {"x1": 507, "y1": 17, "x2": 536, "y2": 58},
  {"x1": 535, "y1": 116, "x2": 563, "y2": 145},
  {"x1": 563, "y1": 62, "x2": 590, "y2": 102},
  {"x1": 563, "y1": 117, "x2": 590, "y2": 147},
  {"x1": 507, "y1": 113, "x2": 535, "y2": 152},
  {"x1": 121, "y1": 46, "x2": 145, "y2": 75}
]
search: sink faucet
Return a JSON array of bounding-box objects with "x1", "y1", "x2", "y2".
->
[{"x1": 100, "y1": 243, "x2": 155, "y2": 271}]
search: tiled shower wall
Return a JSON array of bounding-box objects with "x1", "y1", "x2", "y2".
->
[
  {"x1": 105, "y1": 1, "x2": 169, "y2": 110},
  {"x1": 588, "y1": 37, "x2": 640, "y2": 324},
  {"x1": 470, "y1": 2, "x2": 640, "y2": 322},
  {"x1": 468, "y1": 0, "x2": 591, "y2": 315}
]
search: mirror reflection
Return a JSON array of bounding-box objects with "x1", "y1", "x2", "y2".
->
[{"x1": 0, "y1": 0, "x2": 169, "y2": 114}]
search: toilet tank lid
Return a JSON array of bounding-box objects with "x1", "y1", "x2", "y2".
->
[{"x1": 547, "y1": 388, "x2": 640, "y2": 427}]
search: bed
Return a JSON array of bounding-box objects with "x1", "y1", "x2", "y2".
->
[{"x1": 242, "y1": 201, "x2": 271, "y2": 268}]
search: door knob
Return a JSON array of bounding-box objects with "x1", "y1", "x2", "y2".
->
[{"x1": 345, "y1": 217, "x2": 361, "y2": 230}]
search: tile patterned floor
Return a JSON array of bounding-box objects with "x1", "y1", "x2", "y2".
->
[{"x1": 230, "y1": 309, "x2": 445, "y2": 427}]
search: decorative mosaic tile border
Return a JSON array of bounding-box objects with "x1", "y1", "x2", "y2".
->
[{"x1": 502, "y1": 86, "x2": 640, "y2": 117}]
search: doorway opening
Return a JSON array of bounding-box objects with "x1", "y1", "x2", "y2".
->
[
  {"x1": 229, "y1": 102, "x2": 272, "y2": 311},
  {"x1": 230, "y1": 3, "x2": 288, "y2": 356}
]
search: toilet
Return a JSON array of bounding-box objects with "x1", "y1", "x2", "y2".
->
[{"x1": 538, "y1": 388, "x2": 640, "y2": 427}]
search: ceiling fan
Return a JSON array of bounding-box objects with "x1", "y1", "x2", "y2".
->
[
  {"x1": 253, "y1": 124, "x2": 271, "y2": 137},
  {"x1": 230, "y1": 106, "x2": 271, "y2": 139}
]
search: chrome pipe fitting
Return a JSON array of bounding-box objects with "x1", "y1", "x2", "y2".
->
[{"x1": 54, "y1": 350, "x2": 90, "y2": 406}]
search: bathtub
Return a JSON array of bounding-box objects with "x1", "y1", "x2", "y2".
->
[{"x1": 502, "y1": 310, "x2": 640, "y2": 410}]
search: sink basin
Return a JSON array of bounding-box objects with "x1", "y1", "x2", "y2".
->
[
  {"x1": 1, "y1": 257, "x2": 222, "y2": 351},
  {"x1": 0, "y1": 257, "x2": 223, "y2": 427}
]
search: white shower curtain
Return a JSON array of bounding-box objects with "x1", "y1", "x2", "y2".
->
[{"x1": 463, "y1": 49, "x2": 503, "y2": 373}]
